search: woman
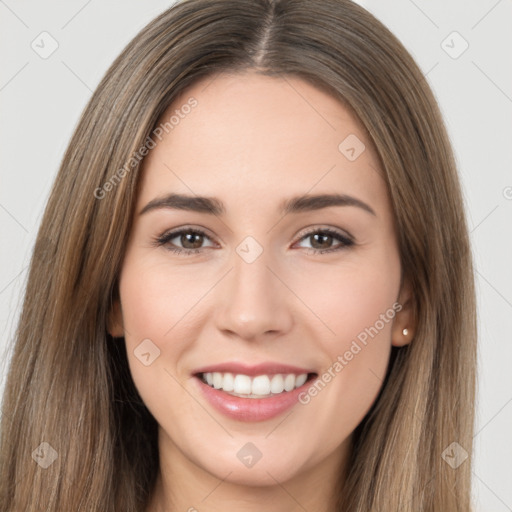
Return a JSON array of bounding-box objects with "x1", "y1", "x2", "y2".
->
[{"x1": 0, "y1": 0, "x2": 477, "y2": 510}]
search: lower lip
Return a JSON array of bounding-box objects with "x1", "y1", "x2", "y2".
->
[{"x1": 194, "y1": 375, "x2": 315, "y2": 422}]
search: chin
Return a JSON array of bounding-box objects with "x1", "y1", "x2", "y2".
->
[{"x1": 198, "y1": 449, "x2": 310, "y2": 488}]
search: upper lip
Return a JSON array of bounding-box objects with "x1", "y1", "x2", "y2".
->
[{"x1": 193, "y1": 361, "x2": 317, "y2": 377}]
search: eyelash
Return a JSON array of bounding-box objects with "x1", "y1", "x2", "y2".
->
[{"x1": 152, "y1": 226, "x2": 355, "y2": 256}]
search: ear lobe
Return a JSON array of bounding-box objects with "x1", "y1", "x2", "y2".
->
[
  {"x1": 391, "y1": 278, "x2": 416, "y2": 347},
  {"x1": 107, "y1": 298, "x2": 124, "y2": 338}
]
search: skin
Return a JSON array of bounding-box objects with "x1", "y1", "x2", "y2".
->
[{"x1": 109, "y1": 71, "x2": 415, "y2": 512}]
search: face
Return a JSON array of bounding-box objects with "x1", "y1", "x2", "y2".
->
[{"x1": 109, "y1": 71, "x2": 414, "y2": 487}]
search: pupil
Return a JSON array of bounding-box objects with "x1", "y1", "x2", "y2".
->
[
  {"x1": 183, "y1": 233, "x2": 202, "y2": 249},
  {"x1": 313, "y1": 233, "x2": 331, "y2": 249}
]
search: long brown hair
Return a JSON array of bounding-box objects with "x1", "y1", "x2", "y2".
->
[{"x1": 0, "y1": 0, "x2": 477, "y2": 510}]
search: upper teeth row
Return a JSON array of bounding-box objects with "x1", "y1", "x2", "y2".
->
[{"x1": 203, "y1": 372, "x2": 308, "y2": 396}]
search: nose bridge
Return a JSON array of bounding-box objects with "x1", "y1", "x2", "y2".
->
[
  {"x1": 233, "y1": 243, "x2": 273, "y2": 298},
  {"x1": 214, "y1": 238, "x2": 292, "y2": 339}
]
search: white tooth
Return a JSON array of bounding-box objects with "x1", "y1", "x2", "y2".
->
[
  {"x1": 233, "y1": 374, "x2": 252, "y2": 394},
  {"x1": 284, "y1": 374, "x2": 296, "y2": 392},
  {"x1": 204, "y1": 371, "x2": 308, "y2": 395},
  {"x1": 222, "y1": 372, "x2": 234, "y2": 392},
  {"x1": 212, "y1": 372, "x2": 223, "y2": 389},
  {"x1": 270, "y1": 374, "x2": 285, "y2": 394},
  {"x1": 295, "y1": 373, "x2": 307, "y2": 388},
  {"x1": 252, "y1": 375, "x2": 271, "y2": 395}
]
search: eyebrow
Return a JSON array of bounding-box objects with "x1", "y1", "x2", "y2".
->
[{"x1": 139, "y1": 192, "x2": 376, "y2": 217}]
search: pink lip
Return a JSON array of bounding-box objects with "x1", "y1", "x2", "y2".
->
[
  {"x1": 192, "y1": 361, "x2": 315, "y2": 377},
  {"x1": 194, "y1": 374, "x2": 316, "y2": 422}
]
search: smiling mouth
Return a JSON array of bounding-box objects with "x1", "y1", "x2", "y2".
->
[{"x1": 195, "y1": 371, "x2": 318, "y2": 399}]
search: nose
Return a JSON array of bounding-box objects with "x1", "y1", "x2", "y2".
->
[{"x1": 214, "y1": 246, "x2": 293, "y2": 342}]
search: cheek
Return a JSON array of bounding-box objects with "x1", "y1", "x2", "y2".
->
[
  {"x1": 119, "y1": 257, "x2": 205, "y2": 342},
  {"x1": 297, "y1": 251, "x2": 401, "y2": 348},
  {"x1": 295, "y1": 249, "x2": 401, "y2": 434},
  {"x1": 117, "y1": 260, "x2": 201, "y2": 433},
  {"x1": 117, "y1": 259, "x2": 181, "y2": 389},
  {"x1": 116, "y1": 251, "x2": 219, "y2": 393}
]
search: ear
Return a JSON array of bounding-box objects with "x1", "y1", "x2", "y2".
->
[
  {"x1": 107, "y1": 295, "x2": 124, "y2": 338},
  {"x1": 391, "y1": 276, "x2": 416, "y2": 347}
]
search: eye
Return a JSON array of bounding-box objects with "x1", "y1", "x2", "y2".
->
[
  {"x1": 152, "y1": 226, "x2": 354, "y2": 256},
  {"x1": 152, "y1": 227, "x2": 215, "y2": 255},
  {"x1": 294, "y1": 227, "x2": 354, "y2": 254}
]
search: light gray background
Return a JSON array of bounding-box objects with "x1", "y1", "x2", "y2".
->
[{"x1": 1, "y1": 1, "x2": 511, "y2": 510}]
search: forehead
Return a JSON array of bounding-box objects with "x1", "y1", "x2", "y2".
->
[{"x1": 138, "y1": 71, "x2": 388, "y2": 215}]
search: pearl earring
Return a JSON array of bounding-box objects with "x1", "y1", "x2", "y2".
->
[{"x1": 402, "y1": 328, "x2": 409, "y2": 336}]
